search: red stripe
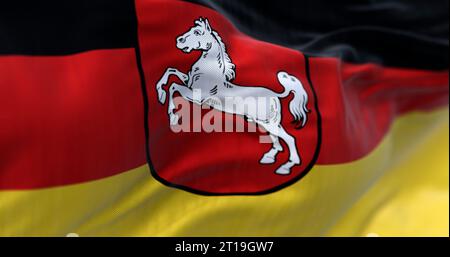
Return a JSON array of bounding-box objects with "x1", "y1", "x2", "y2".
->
[
  {"x1": 311, "y1": 58, "x2": 448, "y2": 164},
  {"x1": 0, "y1": 49, "x2": 146, "y2": 189},
  {"x1": 0, "y1": 0, "x2": 448, "y2": 190}
]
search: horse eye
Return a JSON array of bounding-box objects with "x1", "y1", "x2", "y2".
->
[{"x1": 194, "y1": 30, "x2": 201, "y2": 36}]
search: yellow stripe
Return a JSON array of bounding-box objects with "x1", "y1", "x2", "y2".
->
[{"x1": 0, "y1": 109, "x2": 448, "y2": 236}]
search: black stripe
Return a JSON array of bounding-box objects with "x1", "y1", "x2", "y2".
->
[
  {"x1": 2, "y1": 0, "x2": 447, "y2": 70},
  {"x1": 185, "y1": 0, "x2": 449, "y2": 70},
  {"x1": 0, "y1": 0, "x2": 136, "y2": 55}
]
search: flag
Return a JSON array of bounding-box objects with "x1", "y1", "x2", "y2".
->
[{"x1": 0, "y1": 0, "x2": 448, "y2": 236}]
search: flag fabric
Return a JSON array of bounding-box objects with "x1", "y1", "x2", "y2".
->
[{"x1": 0, "y1": 0, "x2": 448, "y2": 236}]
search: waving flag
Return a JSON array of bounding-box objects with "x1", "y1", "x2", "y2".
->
[{"x1": 0, "y1": 0, "x2": 448, "y2": 236}]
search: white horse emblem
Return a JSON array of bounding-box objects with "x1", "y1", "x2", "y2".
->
[{"x1": 156, "y1": 18, "x2": 310, "y2": 175}]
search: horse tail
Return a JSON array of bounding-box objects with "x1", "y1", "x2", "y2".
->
[{"x1": 277, "y1": 72, "x2": 309, "y2": 127}]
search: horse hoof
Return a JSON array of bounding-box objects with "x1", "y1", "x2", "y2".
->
[
  {"x1": 158, "y1": 90, "x2": 167, "y2": 104},
  {"x1": 260, "y1": 155, "x2": 275, "y2": 164},
  {"x1": 169, "y1": 114, "x2": 179, "y2": 126},
  {"x1": 290, "y1": 157, "x2": 301, "y2": 165},
  {"x1": 275, "y1": 166, "x2": 291, "y2": 175}
]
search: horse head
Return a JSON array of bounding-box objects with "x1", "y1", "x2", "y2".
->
[{"x1": 176, "y1": 18, "x2": 214, "y2": 53}]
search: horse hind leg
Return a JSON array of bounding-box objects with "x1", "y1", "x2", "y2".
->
[
  {"x1": 260, "y1": 134, "x2": 283, "y2": 165},
  {"x1": 269, "y1": 125, "x2": 301, "y2": 175}
]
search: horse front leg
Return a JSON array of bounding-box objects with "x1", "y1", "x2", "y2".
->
[
  {"x1": 168, "y1": 83, "x2": 194, "y2": 126},
  {"x1": 156, "y1": 68, "x2": 189, "y2": 104}
]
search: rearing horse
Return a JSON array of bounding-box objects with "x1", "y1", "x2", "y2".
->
[{"x1": 156, "y1": 18, "x2": 309, "y2": 175}]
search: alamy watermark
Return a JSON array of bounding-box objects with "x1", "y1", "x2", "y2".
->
[{"x1": 168, "y1": 89, "x2": 283, "y2": 144}]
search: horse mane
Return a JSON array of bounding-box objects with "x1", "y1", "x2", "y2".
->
[{"x1": 211, "y1": 30, "x2": 236, "y2": 81}]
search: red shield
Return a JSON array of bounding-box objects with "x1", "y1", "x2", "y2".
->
[{"x1": 136, "y1": 0, "x2": 321, "y2": 195}]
